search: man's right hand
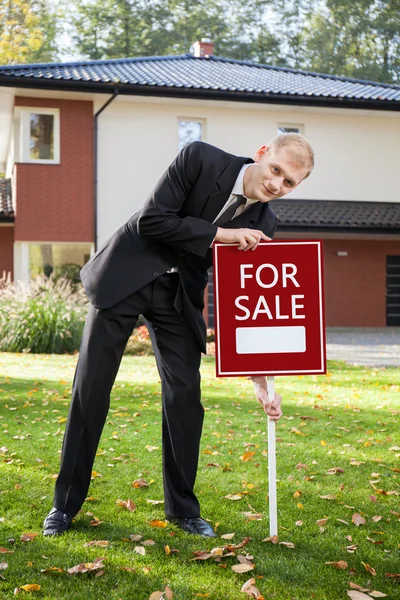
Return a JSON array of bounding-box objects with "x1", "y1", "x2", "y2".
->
[{"x1": 214, "y1": 227, "x2": 271, "y2": 251}]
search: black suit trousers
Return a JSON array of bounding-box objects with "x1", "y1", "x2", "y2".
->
[{"x1": 53, "y1": 273, "x2": 204, "y2": 519}]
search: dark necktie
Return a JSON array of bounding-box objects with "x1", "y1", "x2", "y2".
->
[{"x1": 214, "y1": 194, "x2": 247, "y2": 226}]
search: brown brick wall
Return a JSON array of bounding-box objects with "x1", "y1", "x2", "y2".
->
[
  {"x1": 0, "y1": 226, "x2": 14, "y2": 278},
  {"x1": 14, "y1": 97, "x2": 93, "y2": 242},
  {"x1": 324, "y1": 238, "x2": 400, "y2": 326}
]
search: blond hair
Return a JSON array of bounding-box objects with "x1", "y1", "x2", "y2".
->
[{"x1": 268, "y1": 133, "x2": 314, "y2": 177}]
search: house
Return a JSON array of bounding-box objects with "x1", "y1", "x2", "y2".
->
[{"x1": 0, "y1": 40, "x2": 399, "y2": 327}]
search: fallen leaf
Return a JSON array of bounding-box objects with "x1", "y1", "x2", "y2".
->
[
  {"x1": 352, "y1": 513, "x2": 366, "y2": 526},
  {"x1": 129, "y1": 534, "x2": 143, "y2": 542},
  {"x1": 0, "y1": 548, "x2": 13, "y2": 554},
  {"x1": 146, "y1": 445, "x2": 159, "y2": 452},
  {"x1": 20, "y1": 533, "x2": 38, "y2": 542},
  {"x1": 346, "y1": 545, "x2": 358, "y2": 553},
  {"x1": 316, "y1": 518, "x2": 329, "y2": 526},
  {"x1": 67, "y1": 557, "x2": 106, "y2": 574},
  {"x1": 148, "y1": 593, "x2": 163, "y2": 600},
  {"x1": 243, "y1": 512, "x2": 262, "y2": 521},
  {"x1": 116, "y1": 499, "x2": 136, "y2": 512},
  {"x1": 349, "y1": 583, "x2": 370, "y2": 592},
  {"x1": 347, "y1": 592, "x2": 372, "y2": 600},
  {"x1": 320, "y1": 494, "x2": 336, "y2": 500},
  {"x1": 225, "y1": 537, "x2": 252, "y2": 551},
  {"x1": 0, "y1": 563, "x2": 8, "y2": 570},
  {"x1": 279, "y1": 541, "x2": 295, "y2": 548},
  {"x1": 327, "y1": 467, "x2": 344, "y2": 474},
  {"x1": 40, "y1": 567, "x2": 64, "y2": 573},
  {"x1": 262, "y1": 536, "x2": 279, "y2": 544},
  {"x1": 143, "y1": 540, "x2": 156, "y2": 546},
  {"x1": 232, "y1": 563, "x2": 253, "y2": 573},
  {"x1": 19, "y1": 584, "x2": 41, "y2": 592},
  {"x1": 149, "y1": 520, "x2": 167, "y2": 528},
  {"x1": 134, "y1": 546, "x2": 146, "y2": 556},
  {"x1": 241, "y1": 451, "x2": 255, "y2": 462},
  {"x1": 241, "y1": 577, "x2": 263, "y2": 598},
  {"x1": 369, "y1": 592, "x2": 387, "y2": 598},
  {"x1": 385, "y1": 573, "x2": 400, "y2": 580},
  {"x1": 146, "y1": 499, "x2": 164, "y2": 505},
  {"x1": 83, "y1": 540, "x2": 109, "y2": 548},
  {"x1": 221, "y1": 533, "x2": 235, "y2": 540},
  {"x1": 191, "y1": 551, "x2": 213, "y2": 561},
  {"x1": 132, "y1": 479, "x2": 150, "y2": 488},
  {"x1": 164, "y1": 585, "x2": 173, "y2": 600},
  {"x1": 372, "y1": 515, "x2": 383, "y2": 522},
  {"x1": 325, "y1": 561, "x2": 348, "y2": 570},
  {"x1": 362, "y1": 562, "x2": 376, "y2": 576},
  {"x1": 224, "y1": 494, "x2": 243, "y2": 501}
]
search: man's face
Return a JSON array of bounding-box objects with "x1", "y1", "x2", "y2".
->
[{"x1": 243, "y1": 145, "x2": 310, "y2": 203}]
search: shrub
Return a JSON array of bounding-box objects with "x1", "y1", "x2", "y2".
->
[
  {"x1": 125, "y1": 324, "x2": 153, "y2": 356},
  {"x1": 0, "y1": 276, "x2": 88, "y2": 354}
]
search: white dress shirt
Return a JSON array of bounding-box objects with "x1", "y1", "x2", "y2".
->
[{"x1": 213, "y1": 163, "x2": 257, "y2": 223}]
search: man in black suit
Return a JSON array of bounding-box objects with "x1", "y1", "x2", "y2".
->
[{"x1": 43, "y1": 133, "x2": 314, "y2": 537}]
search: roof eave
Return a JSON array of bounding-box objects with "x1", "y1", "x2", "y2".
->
[
  {"x1": 0, "y1": 77, "x2": 399, "y2": 111},
  {"x1": 278, "y1": 224, "x2": 400, "y2": 234}
]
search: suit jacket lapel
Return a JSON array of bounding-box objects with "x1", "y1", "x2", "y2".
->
[{"x1": 199, "y1": 155, "x2": 254, "y2": 223}]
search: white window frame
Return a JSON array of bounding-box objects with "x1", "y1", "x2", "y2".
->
[
  {"x1": 14, "y1": 241, "x2": 94, "y2": 283},
  {"x1": 20, "y1": 108, "x2": 60, "y2": 164},
  {"x1": 277, "y1": 123, "x2": 304, "y2": 135},
  {"x1": 177, "y1": 117, "x2": 206, "y2": 150}
]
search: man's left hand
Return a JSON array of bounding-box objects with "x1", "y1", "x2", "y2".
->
[{"x1": 251, "y1": 376, "x2": 283, "y2": 421}]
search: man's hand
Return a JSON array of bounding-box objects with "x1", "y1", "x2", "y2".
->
[
  {"x1": 215, "y1": 227, "x2": 271, "y2": 251},
  {"x1": 251, "y1": 376, "x2": 283, "y2": 421}
]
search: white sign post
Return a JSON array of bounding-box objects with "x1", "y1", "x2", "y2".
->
[{"x1": 267, "y1": 375, "x2": 278, "y2": 537}]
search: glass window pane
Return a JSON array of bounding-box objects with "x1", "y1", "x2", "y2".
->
[
  {"x1": 278, "y1": 126, "x2": 301, "y2": 135},
  {"x1": 178, "y1": 121, "x2": 202, "y2": 151},
  {"x1": 29, "y1": 244, "x2": 91, "y2": 282},
  {"x1": 30, "y1": 114, "x2": 54, "y2": 160}
]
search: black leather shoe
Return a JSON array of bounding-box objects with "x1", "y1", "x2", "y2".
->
[
  {"x1": 43, "y1": 507, "x2": 72, "y2": 536},
  {"x1": 166, "y1": 516, "x2": 216, "y2": 537}
]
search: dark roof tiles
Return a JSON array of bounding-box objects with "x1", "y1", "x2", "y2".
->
[
  {"x1": 0, "y1": 54, "x2": 399, "y2": 103},
  {"x1": 273, "y1": 199, "x2": 400, "y2": 231}
]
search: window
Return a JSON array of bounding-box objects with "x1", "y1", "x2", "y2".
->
[
  {"x1": 28, "y1": 243, "x2": 91, "y2": 283},
  {"x1": 277, "y1": 124, "x2": 304, "y2": 135},
  {"x1": 178, "y1": 119, "x2": 203, "y2": 151},
  {"x1": 21, "y1": 108, "x2": 60, "y2": 164}
]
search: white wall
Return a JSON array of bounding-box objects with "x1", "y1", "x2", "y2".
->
[{"x1": 94, "y1": 96, "x2": 400, "y2": 245}]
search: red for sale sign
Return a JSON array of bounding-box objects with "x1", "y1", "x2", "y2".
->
[{"x1": 213, "y1": 241, "x2": 326, "y2": 377}]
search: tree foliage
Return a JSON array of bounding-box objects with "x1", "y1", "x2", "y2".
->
[
  {"x1": 0, "y1": 0, "x2": 59, "y2": 64},
  {"x1": 1, "y1": 0, "x2": 399, "y2": 84}
]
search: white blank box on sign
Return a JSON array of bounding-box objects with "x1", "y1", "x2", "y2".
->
[{"x1": 235, "y1": 326, "x2": 306, "y2": 354}]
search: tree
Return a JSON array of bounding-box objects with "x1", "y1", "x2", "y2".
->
[{"x1": 0, "y1": 0, "x2": 59, "y2": 64}]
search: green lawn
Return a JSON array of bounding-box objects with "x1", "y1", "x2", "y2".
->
[{"x1": 0, "y1": 353, "x2": 399, "y2": 600}]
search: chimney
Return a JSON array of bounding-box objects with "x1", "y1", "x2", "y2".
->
[{"x1": 193, "y1": 38, "x2": 215, "y2": 58}]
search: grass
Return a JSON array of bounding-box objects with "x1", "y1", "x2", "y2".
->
[{"x1": 0, "y1": 352, "x2": 399, "y2": 600}]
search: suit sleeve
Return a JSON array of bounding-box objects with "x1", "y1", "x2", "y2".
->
[{"x1": 137, "y1": 141, "x2": 218, "y2": 258}]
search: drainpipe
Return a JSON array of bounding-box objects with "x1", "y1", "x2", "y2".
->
[{"x1": 93, "y1": 90, "x2": 119, "y2": 251}]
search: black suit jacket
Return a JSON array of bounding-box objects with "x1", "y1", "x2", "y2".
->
[{"x1": 81, "y1": 141, "x2": 278, "y2": 351}]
